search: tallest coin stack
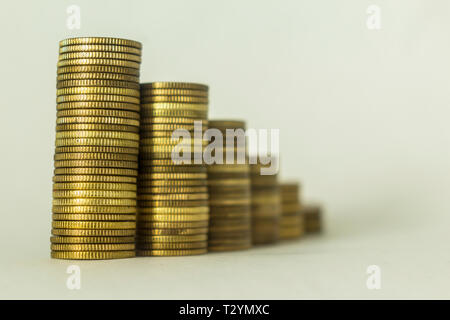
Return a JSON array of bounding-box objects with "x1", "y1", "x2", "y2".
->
[{"x1": 51, "y1": 37, "x2": 142, "y2": 260}]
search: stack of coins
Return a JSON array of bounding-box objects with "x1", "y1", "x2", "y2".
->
[
  {"x1": 250, "y1": 162, "x2": 281, "y2": 244},
  {"x1": 137, "y1": 82, "x2": 209, "y2": 256},
  {"x1": 207, "y1": 120, "x2": 252, "y2": 252},
  {"x1": 279, "y1": 183, "x2": 304, "y2": 240},
  {"x1": 303, "y1": 204, "x2": 323, "y2": 233},
  {"x1": 51, "y1": 37, "x2": 142, "y2": 260}
]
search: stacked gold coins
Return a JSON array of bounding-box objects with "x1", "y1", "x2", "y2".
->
[
  {"x1": 250, "y1": 162, "x2": 281, "y2": 244},
  {"x1": 207, "y1": 120, "x2": 252, "y2": 252},
  {"x1": 137, "y1": 82, "x2": 209, "y2": 256},
  {"x1": 303, "y1": 204, "x2": 322, "y2": 233},
  {"x1": 51, "y1": 37, "x2": 142, "y2": 260},
  {"x1": 279, "y1": 183, "x2": 304, "y2": 240}
]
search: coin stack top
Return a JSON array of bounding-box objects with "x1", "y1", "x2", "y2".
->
[
  {"x1": 279, "y1": 182, "x2": 304, "y2": 240},
  {"x1": 207, "y1": 120, "x2": 252, "y2": 252},
  {"x1": 51, "y1": 37, "x2": 142, "y2": 260},
  {"x1": 250, "y1": 161, "x2": 281, "y2": 244},
  {"x1": 137, "y1": 82, "x2": 209, "y2": 256},
  {"x1": 303, "y1": 204, "x2": 323, "y2": 233}
]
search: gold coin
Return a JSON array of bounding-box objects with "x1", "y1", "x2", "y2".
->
[
  {"x1": 139, "y1": 129, "x2": 207, "y2": 139},
  {"x1": 282, "y1": 203, "x2": 302, "y2": 213},
  {"x1": 139, "y1": 186, "x2": 207, "y2": 194},
  {"x1": 57, "y1": 58, "x2": 140, "y2": 69},
  {"x1": 137, "y1": 213, "x2": 209, "y2": 222},
  {"x1": 138, "y1": 234, "x2": 207, "y2": 243},
  {"x1": 139, "y1": 172, "x2": 207, "y2": 180},
  {"x1": 51, "y1": 250, "x2": 135, "y2": 260},
  {"x1": 57, "y1": 87, "x2": 140, "y2": 97},
  {"x1": 56, "y1": 123, "x2": 139, "y2": 133},
  {"x1": 138, "y1": 179, "x2": 207, "y2": 187},
  {"x1": 50, "y1": 236, "x2": 135, "y2": 244},
  {"x1": 56, "y1": 94, "x2": 139, "y2": 104},
  {"x1": 141, "y1": 102, "x2": 208, "y2": 111},
  {"x1": 53, "y1": 182, "x2": 136, "y2": 191},
  {"x1": 57, "y1": 109, "x2": 139, "y2": 119},
  {"x1": 252, "y1": 195, "x2": 281, "y2": 205},
  {"x1": 137, "y1": 159, "x2": 201, "y2": 166},
  {"x1": 141, "y1": 96, "x2": 207, "y2": 104},
  {"x1": 208, "y1": 179, "x2": 250, "y2": 186},
  {"x1": 209, "y1": 190, "x2": 251, "y2": 199},
  {"x1": 55, "y1": 145, "x2": 138, "y2": 155},
  {"x1": 141, "y1": 82, "x2": 207, "y2": 91},
  {"x1": 51, "y1": 243, "x2": 135, "y2": 251},
  {"x1": 141, "y1": 117, "x2": 207, "y2": 124},
  {"x1": 140, "y1": 146, "x2": 205, "y2": 155},
  {"x1": 54, "y1": 160, "x2": 138, "y2": 169},
  {"x1": 59, "y1": 37, "x2": 142, "y2": 48},
  {"x1": 54, "y1": 152, "x2": 138, "y2": 161},
  {"x1": 208, "y1": 243, "x2": 251, "y2": 252},
  {"x1": 141, "y1": 109, "x2": 207, "y2": 118},
  {"x1": 52, "y1": 205, "x2": 136, "y2": 214},
  {"x1": 140, "y1": 123, "x2": 204, "y2": 131},
  {"x1": 52, "y1": 214, "x2": 136, "y2": 221},
  {"x1": 138, "y1": 193, "x2": 208, "y2": 201},
  {"x1": 52, "y1": 198, "x2": 136, "y2": 206},
  {"x1": 57, "y1": 72, "x2": 139, "y2": 83},
  {"x1": 137, "y1": 228, "x2": 208, "y2": 235},
  {"x1": 208, "y1": 120, "x2": 246, "y2": 129},
  {"x1": 54, "y1": 167, "x2": 137, "y2": 176},
  {"x1": 139, "y1": 206, "x2": 209, "y2": 217},
  {"x1": 140, "y1": 137, "x2": 205, "y2": 145},
  {"x1": 59, "y1": 52, "x2": 141, "y2": 62},
  {"x1": 207, "y1": 164, "x2": 250, "y2": 173},
  {"x1": 52, "y1": 228, "x2": 135, "y2": 236},
  {"x1": 56, "y1": 116, "x2": 139, "y2": 126},
  {"x1": 138, "y1": 164, "x2": 206, "y2": 173},
  {"x1": 52, "y1": 221, "x2": 135, "y2": 229},
  {"x1": 59, "y1": 44, "x2": 141, "y2": 55},
  {"x1": 143, "y1": 152, "x2": 204, "y2": 160},
  {"x1": 209, "y1": 198, "x2": 251, "y2": 206},
  {"x1": 137, "y1": 242, "x2": 207, "y2": 250},
  {"x1": 136, "y1": 249, "x2": 207, "y2": 256},
  {"x1": 57, "y1": 65, "x2": 139, "y2": 76},
  {"x1": 52, "y1": 190, "x2": 136, "y2": 199},
  {"x1": 138, "y1": 200, "x2": 208, "y2": 207},
  {"x1": 55, "y1": 138, "x2": 139, "y2": 148},
  {"x1": 141, "y1": 89, "x2": 208, "y2": 97},
  {"x1": 141, "y1": 221, "x2": 209, "y2": 229},
  {"x1": 53, "y1": 176, "x2": 136, "y2": 184},
  {"x1": 210, "y1": 212, "x2": 251, "y2": 220},
  {"x1": 57, "y1": 79, "x2": 140, "y2": 90},
  {"x1": 209, "y1": 225, "x2": 250, "y2": 233}
]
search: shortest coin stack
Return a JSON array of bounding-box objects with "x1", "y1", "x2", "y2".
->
[
  {"x1": 303, "y1": 204, "x2": 323, "y2": 233},
  {"x1": 279, "y1": 183, "x2": 304, "y2": 240},
  {"x1": 207, "y1": 120, "x2": 252, "y2": 252},
  {"x1": 51, "y1": 37, "x2": 142, "y2": 260},
  {"x1": 250, "y1": 161, "x2": 281, "y2": 244}
]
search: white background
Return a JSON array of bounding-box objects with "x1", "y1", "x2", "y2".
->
[{"x1": 0, "y1": 0, "x2": 449, "y2": 299}]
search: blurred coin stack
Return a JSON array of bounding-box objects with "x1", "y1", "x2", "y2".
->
[
  {"x1": 250, "y1": 162, "x2": 281, "y2": 244},
  {"x1": 303, "y1": 204, "x2": 323, "y2": 233},
  {"x1": 207, "y1": 120, "x2": 252, "y2": 252},
  {"x1": 279, "y1": 183, "x2": 304, "y2": 240},
  {"x1": 51, "y1": 37, "x2": 142, "y2": 260},
  {"x1": 137, "y1": 82, "x2": 210, "y2": 256}
]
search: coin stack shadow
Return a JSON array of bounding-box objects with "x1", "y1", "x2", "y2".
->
[
  {"x1": 136, "y1": 82, "x2": 210, "y2": 256},
  {"x1": 303, "y1": 205, "x2": 323, "y2": 233},
  {"x1": 250, "y1": 163, "x2": 281, "y2": 244},
  {"x1": 207, "y1": 120, "x2": 252, "y2": 252},
  {"x1": 51, "y1": 37, "x2": 142, "y2": 260},
  {"x1": 279, "y1": 183, "x2": 304, "y2": 240}
]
